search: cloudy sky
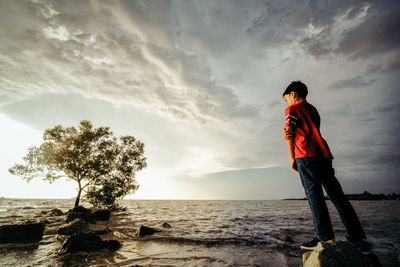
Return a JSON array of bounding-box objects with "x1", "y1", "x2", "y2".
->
[{"x1": 0, "y1": 0, "x2": 399, "y2": 200}]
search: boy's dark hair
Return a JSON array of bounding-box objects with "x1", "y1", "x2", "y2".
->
[{"x1": 283, "y1": 81, "x2": 308, "y2": 99}]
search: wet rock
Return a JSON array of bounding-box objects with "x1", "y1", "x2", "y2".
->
[
  {"x1": 41, "y1": 219, "x2": 51, "y2": 224},
  {"x1": 93, "y1": 227, "x2": 112, "y2": 235},
  {"x1": 66, "y1": 212, "x2": 96, "y2": 224},
  {"x1": 136, "y1": 225, "x2": 161, "y2": 237},
  {"x1": 0, "y1": 222, "x2": 45, "y2": 243},
  {"x1": 69, "y1": 206, "x2": 92, "y2": 213},
  {"x1": 41, "y1": 209, "x2": 63, "y2": 216},
  {"x1": 49, "y1": 208, "x2": 63, "y2": 216},
  {"x1": 162, "y1": 222, "x2": 171, "y2": 228},
  {"x1": 58, "y1": 218, "x2": 89, "y2": 235},
  {"x1": 279, "y1": 234, "x2": 293, "y2": 243},
  {"x1": 25, "y1": 219, "x2": 39, "y2": 224},
  {"x1": 303, "y1": 240, "x2": 372, "y2": 267},
  {"x1": 61, "y1": 232, "x2": 121, "y2": 253},
  {"x1": 93, "y1": 209, "x2": 110, "y2": 221}
]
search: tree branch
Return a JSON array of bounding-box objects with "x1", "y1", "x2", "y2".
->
[{"x1": 81, "y1": 173, "x2": 102, "y2": 190}]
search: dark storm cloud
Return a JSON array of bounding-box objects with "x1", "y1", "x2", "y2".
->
[
  {"x1": 336, "y1": 1, "x2": 400, "y2": 58},
  {"x1": 328, "y1": 76, "x2": 376, "y2": 90},
  {"x1": 294, "y1": 1, "x2": 400, "y2": 62}
]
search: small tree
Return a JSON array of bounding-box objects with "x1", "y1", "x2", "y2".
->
[{"x1": 9, "y1": 120, "x2": 147, "y2": 208}]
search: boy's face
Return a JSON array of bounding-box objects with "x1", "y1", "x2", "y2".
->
[{"x1": 283, "y1": 92, "x2": 296, "y2": 106}]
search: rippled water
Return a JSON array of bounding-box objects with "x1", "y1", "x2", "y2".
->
[{"x1": 0, "y1": 199, "x2": 399, "y2": 266}]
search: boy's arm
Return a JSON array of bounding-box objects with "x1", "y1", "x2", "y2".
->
[{"x1": 285, "y1": 126, "x2": 297, "y2": 172}]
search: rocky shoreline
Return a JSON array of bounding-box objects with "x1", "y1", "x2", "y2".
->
[{"x1": 0, "y1": 205, "x2": 168, "y2": 254}]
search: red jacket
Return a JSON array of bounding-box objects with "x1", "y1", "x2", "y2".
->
[{"x1": 285, "y1": 101, "x2": 333, "y2": 159}]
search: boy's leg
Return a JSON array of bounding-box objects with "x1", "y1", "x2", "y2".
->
[
  {"x1": 319, "y1": 159, "x2": 366, "y2": 242},
  {"x1": 296, "y1": 158, "x2": 335, "y2": 241}
]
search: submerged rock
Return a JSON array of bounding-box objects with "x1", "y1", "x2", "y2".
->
[
  {"x1": 162, "y1": 222, "x2": 171, "y2": 228},
  {"x1": 58, "y1": 218, "x2": 89, "y2": 235},
  {"x1": 302, "y1": 240, "x2": 372, "y2": 267},
  {"x1": 0, "y1": 222, "x2": 45, "y2": 243},
  {"x1": 279, "y1": 234, "x2": 293, "y2": 243},
  {"x1": 137, "y1": 225, "x2": 161, "y2": 237},
  {"x1": 49, "y1": 208, "x2": 63, "y2": 216},
  {"x1": 61, "y1": 232, "x2": 121, "y2": 253},
  {"x1": 66, "y1": 212, "x2": 96, "y2": 224},
  {"x1": 93, "y1": 209, "x2": 111, "y2": 221},
  {"x1": 41, "y1": 208, "x2": 63, "y2": 216}
]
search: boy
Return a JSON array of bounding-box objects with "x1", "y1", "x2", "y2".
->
[{"x1": 282, "y1": 81, "x2": 370, "y2": 253}]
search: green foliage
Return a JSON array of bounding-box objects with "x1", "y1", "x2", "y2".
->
[
  {"x1": 9, "y1": 120, "x2": 147, "y2": 208},
  {"x1": 84, "y1": 180, "x2": 139, "y2": 211}
]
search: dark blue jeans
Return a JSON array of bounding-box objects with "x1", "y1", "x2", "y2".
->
[{"x1": 296, "y1": 157, "x2": 366, "y2": 242}]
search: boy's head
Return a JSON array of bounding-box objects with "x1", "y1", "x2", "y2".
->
[{"x1": 283, "y1": 81, "x2": 308, "y2": 105}]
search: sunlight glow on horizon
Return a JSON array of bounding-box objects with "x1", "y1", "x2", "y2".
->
[{"x1": 0, "y1": 114, "x2": 184, "y2": 200}]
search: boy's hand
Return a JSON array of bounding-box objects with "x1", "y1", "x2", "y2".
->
[
  {"x1": 283, "y1": 127, "x2": 294, "y2": 140},
  {"x1": 291, "y1": 159, "x2": 298, "y2": 172}
]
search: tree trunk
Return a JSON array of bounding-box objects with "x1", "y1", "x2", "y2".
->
[{"x1": 74, "y1": 188, "x2": 82, "y2": 208}]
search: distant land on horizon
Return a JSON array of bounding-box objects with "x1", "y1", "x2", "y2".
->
[{"x1": 284, "y1": 191, "x2": 400, "y2": 201}]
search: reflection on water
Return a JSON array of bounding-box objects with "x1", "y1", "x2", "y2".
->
[{"x1": 0, "y1": 199, "x2": 399, "y2": 266}]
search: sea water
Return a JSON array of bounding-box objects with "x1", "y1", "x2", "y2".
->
[{"x1": 0, "y1": 199, "x2": 399, "y2": 266}]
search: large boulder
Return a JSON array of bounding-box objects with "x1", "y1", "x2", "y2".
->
[
  {"x1": 61, "y1": 232, "x2": 121, "y2": 253},
  {"x1": 0, "y1": 222, "x2": 45, "y2": 243},
  {"x1": 136, "y1": 225, "x2": 161, "y2": 237},
  {"x1": 58, "y1": 218, "x2": 89, "y2": 235},
  {"x1": 303, "y1": 240, "x2": 372, "y2": 267},
  {"x1": 66, "y1": 212, "x2": 96, "y2": 224},
  {"x1": 93, "y1": 209, "x2": 111, "y2": 221},
  {"x1": 69, "y1": 206, "x2": 92, "y2": 213}
]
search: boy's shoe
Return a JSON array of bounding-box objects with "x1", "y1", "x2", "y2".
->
[
  {"x1": 347, "y1": 237, "x2": 372, "y2": 255},
  {"x1": 300, "y1": 237, "x2": 320, "y2": 250}
]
